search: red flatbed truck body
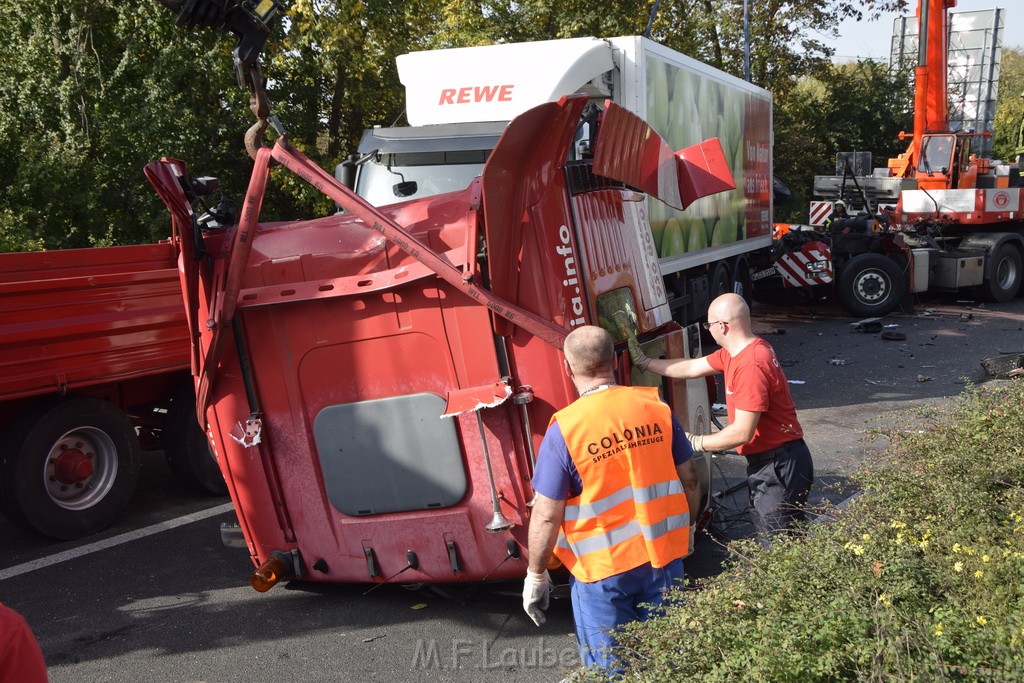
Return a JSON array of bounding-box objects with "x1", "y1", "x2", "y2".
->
[
  {"x1": 0, "y1": 242, "x2": 190, "y2": 403},
  {"x1": 0, "y1": 242, "x2": 223, "y2": 540}
]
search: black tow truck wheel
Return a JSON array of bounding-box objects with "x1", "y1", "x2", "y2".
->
[
  {"x1": 977, "y1": 243, "x2": 1023, "y2": 303},
  {"x1": 837, "y1": 253, "x2": 907, "y2": 318}
]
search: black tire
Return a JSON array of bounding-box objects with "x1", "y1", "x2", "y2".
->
[
  {"x1": 0, "y1": 397, "x2": 140, "y2": 540},
  {"x1": 731, "y1": 256, "x2": 753, "y2": 308},
  {"x1": 709, "y1": 260, "x2": 732, "y2": 299},
  {"x1": 837, "y1": 253, "x2": 907, "y2": 318},
  {"x1": 977, "y1": 243, "x2": 1022, "y2": 303},
  {"x1": 163, "y1": 383, "x2": 227, "y2": 496}
]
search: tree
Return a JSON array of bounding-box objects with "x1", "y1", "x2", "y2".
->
[
  {"x1": 0, "y1": 1, "x2": 256, "y2": 251},
  {"x1": 773, "y1": 60, "x2": 914, "y2": 223},
  {"x1": 0, "y1": 1, "x2": 914, "y2": 250},
  {"x1": 991, "y1": 48, "x2": 1024, "y2": 162}
]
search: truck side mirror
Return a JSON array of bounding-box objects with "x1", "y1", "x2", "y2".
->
[{"x1": 393, "y1": 181, "x2": 418, "y2": 198}]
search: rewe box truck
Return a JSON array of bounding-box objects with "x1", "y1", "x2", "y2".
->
[{"x1": 345, "y1": 36, "x2": 774, "y2": 327}]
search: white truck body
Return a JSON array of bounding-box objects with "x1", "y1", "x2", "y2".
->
[{"x1": 353, "y1": 36, "x2": 773, "y2": 295}]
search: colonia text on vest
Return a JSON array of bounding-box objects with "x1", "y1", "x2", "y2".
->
[{"x1": 587, "y1": 423, "x2": 665, "y2": 463}]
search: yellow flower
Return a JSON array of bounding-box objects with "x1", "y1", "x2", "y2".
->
[
  {"x1": 982, "y1": 555, "x2": 990, "y2": 563},
  {"x1": 878, "y1": 594, "x2": 892, "y2": 608},
  {"x1": 975, "y1": 570, "x2": 984, "y2": 579},
  {"x1": 952, "y1": 543, "x2": 961, "y2": 554},
  {"x1": 861, "y1": 534, "x2": 871, "y2": 542},
  {"x1": 954, "y1": 561, "x2": 964, "y2": 572},
  {"x1": 977, "y1": 616, "x2": 988, "y2": 626},
  {"x1": 895, "y1": 533, "x2": 904, "y2": 545},
  {"x1": 890, "y1": 520, "x2": 907, "y2": 529},
  {"x1": 919, "y1": 539, "x2": 929, "y2": 549},
  {"x1": 935, "y1": 623, "x2": 944, "y2": 636}
]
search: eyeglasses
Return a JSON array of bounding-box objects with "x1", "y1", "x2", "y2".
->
[{"x1": 702, "y1": 320, "x2": 728, "y2": 330}]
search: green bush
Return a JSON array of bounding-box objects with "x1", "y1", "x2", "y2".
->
[{"x1": 612, "y1": 382, "x2": 1024, "y2": 681}]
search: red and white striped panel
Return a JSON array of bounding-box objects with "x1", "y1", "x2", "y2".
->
[
  {"x1": 775, "y1": 242, "x2": 833, "y2": 288},
  {"x1": 808, "y1": 201, "x2": 833, "y2": 226}
]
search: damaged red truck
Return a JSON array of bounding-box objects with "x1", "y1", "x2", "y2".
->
[
  {"x1": 147, "y1": 96, "x2": 736, "y2": 588},
  {"x1": 149, "y1": 0, "x2": 774, "y2": 589}
]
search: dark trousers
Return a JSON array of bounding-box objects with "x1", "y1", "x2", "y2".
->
[{"x1": 745, "y1": 438, "x2": 814, "y2": 542}]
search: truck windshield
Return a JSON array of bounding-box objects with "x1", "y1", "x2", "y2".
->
[
  {"x1": 918, "y1": 135, "x2": 955, "y2": 173},
  {"x1": 355, "y1": 151, "x2": 489, "y2": 207}
]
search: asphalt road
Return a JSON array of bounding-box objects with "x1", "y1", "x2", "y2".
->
[{"x1": 2, "y1": 293, "x2": 1022, "y2": 682}]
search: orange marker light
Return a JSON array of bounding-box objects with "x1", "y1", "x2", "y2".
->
[{"x1": 250, "y1": 554, "x2": 290, "y2": 592}]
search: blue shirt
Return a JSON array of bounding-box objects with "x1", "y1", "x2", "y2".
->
[{"x1": 532, "y1": 412, "x2": 691, "y2": 501}]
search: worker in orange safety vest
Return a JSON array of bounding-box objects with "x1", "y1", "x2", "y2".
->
[{"x1": 523, "y1": 325, "x2": 700, "y2": 672}]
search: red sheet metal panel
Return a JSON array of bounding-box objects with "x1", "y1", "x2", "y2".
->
[
  {"x1": 0, "y1": 243, "x2": 190, "y2": 401},
  {"x1": 593, "y1": 101, "x2": 735, "y2": 210},
  {"x1": 155, "y1": 96, "x2": 702, "y2": 585}
]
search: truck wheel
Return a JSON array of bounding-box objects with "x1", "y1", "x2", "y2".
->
[
  {"x1": 977, "y1": 243, "x2": 1022, "y2": 302},
  {"x1": 837, "y1": 253, "x2": 907, "y2": 318},
  {"x1": 0, "y1": 397, "x2": 140, "y2": 540},
  {"x1": 163, "y1": 384, "x2": 227, "y2": 496},
  {"x1": 731, "y1": 256, "x2": 753, "y2": 308},
  {"x1": 709, "y1": 261, "x2": 732, "y2": 299}
]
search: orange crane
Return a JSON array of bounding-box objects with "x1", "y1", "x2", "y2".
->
[{"x1": 771, "y1": 0, "x2": 1023, "y2": 316}]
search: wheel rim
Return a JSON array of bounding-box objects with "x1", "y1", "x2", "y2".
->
[
  {"x1": 42, "y1": 427, "x2": 119, "y2": 511},
  {"x1": 995, "y1": 255, "x2": 1019, "y2": 291},
  {"x1": 854, "y1": 269, "x2": 890, "y2": 305}
]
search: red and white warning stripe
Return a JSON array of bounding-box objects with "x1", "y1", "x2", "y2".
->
[
  {"x1": 775, "y1": 242, "x2": 833, "y2": 288},
  {"x1": 808, "y1": 201, "x2": 833, "y2": 226}
]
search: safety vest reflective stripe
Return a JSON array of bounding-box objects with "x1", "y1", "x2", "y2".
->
[
  {"x1": 563, "y1": 480, "x2": 684, "y2": 522},
  {"x1": 556, "y1": 509, "x2": 690, "y2": 557},
  {"x1": 634, "y1": 479, "x2": 683, "y2": 504},
  {"x1": 563, "y1": 485, "x2": 633, "y2": 522}
]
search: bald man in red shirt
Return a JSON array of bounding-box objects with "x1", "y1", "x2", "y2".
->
[{"x1": 630, "y1": 293, "x2": 814, "y2": 542}]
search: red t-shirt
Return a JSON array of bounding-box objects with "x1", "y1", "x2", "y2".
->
[
  {"x1": 707, "y1": 337, "x2": 803, "y2": 455},
  {"x1": 0, "y1": 603, "x2": 48, "y2": 683}
]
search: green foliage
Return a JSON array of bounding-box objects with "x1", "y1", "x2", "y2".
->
[
  {"x1": 992, "y1": 48, "x2": 1024, "y2": 162},
  {"x1": 609, "y1": 381, "x2": 1024, "y2": 681},
  {"x1": 0, "y1": 1, "x2": 253, "y2": 250},
  {"x1": 0, "y1": 0, "x2": 952, "y2": 252},
  {"x1": 774, "y1": 61, "x2": 913, "y2": 223}
]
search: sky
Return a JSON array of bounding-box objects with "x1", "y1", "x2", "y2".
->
[{"x1": 827, "y1": 1, "x2": 1022, "y2": 62}]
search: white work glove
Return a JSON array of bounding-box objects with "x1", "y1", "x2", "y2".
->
[
  {"x1": 522, "y1": 569, "x2": 552, "y2": 626},
  {"x1": 686, "y1": 431, "x2": 705, "y2": 453},
  {"x1": 627, "y1": 332, "x2": 652, "y2": 372}
]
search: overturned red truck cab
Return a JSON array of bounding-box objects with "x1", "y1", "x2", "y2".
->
[{"x1": 147, "y1": 97, "x2": 733, "y2": 588}]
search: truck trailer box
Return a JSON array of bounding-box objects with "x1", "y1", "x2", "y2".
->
[{"x1": 356, "y1": 36, "x2": 773, "y2": 282}]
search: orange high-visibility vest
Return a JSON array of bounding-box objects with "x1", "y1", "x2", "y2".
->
[{"x1": 551, "y1": 386, "x2": 690, "y2": 583}]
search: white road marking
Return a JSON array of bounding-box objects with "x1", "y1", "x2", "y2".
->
[{"x1": 0, "y1": 503, "x2": 236, "y2": 582}]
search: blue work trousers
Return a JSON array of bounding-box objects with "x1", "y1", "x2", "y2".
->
[{"x1": 570, "y1": 557, "x2": 685, "y2": 672}]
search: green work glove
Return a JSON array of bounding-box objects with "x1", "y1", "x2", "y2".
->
[{"x1": 627, "y1": 332, "x2": 652, "y2": 372}]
